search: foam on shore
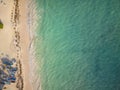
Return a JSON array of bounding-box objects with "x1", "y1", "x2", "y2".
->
[{"x1": 27, "y1": 0, "x2": 42, "y2": 90}]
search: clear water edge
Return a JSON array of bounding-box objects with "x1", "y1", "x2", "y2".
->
[{"x1": 31, "y1": 0, "x2": 120, "y2": 90}]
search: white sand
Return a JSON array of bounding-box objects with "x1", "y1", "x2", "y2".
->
[{"x1": 0, "y1": 0, "x2": 32, "y2": 89}]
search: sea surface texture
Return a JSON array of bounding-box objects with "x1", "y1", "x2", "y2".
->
[{"x1": 34, "y1": 0, "x2": 120, "y2": 90}]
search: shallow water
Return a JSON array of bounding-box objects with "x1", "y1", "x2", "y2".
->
[{"x1": 34, "y1": 0, "x2": 120, "y2": 90}]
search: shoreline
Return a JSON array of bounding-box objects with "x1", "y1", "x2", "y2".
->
[{"x1": 27, "y1": 0, "x2": 42, "y2": 89}]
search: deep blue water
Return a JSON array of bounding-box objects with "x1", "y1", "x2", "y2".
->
[{"x1": 35, "y1": 0, "x2": 120, "y2": 90}]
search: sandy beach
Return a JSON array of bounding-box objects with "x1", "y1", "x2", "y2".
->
[{"x1": 0, "y1": 0, "x2": 32, "y2": 90}]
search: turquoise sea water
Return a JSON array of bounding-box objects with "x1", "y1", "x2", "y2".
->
[{"x1": 35, "y1": 0, "x2": 120, "y2": 90}]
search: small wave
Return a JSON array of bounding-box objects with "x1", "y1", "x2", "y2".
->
[{"x1": 27, "y1": 0, "x2": 42, "y2": 90}]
